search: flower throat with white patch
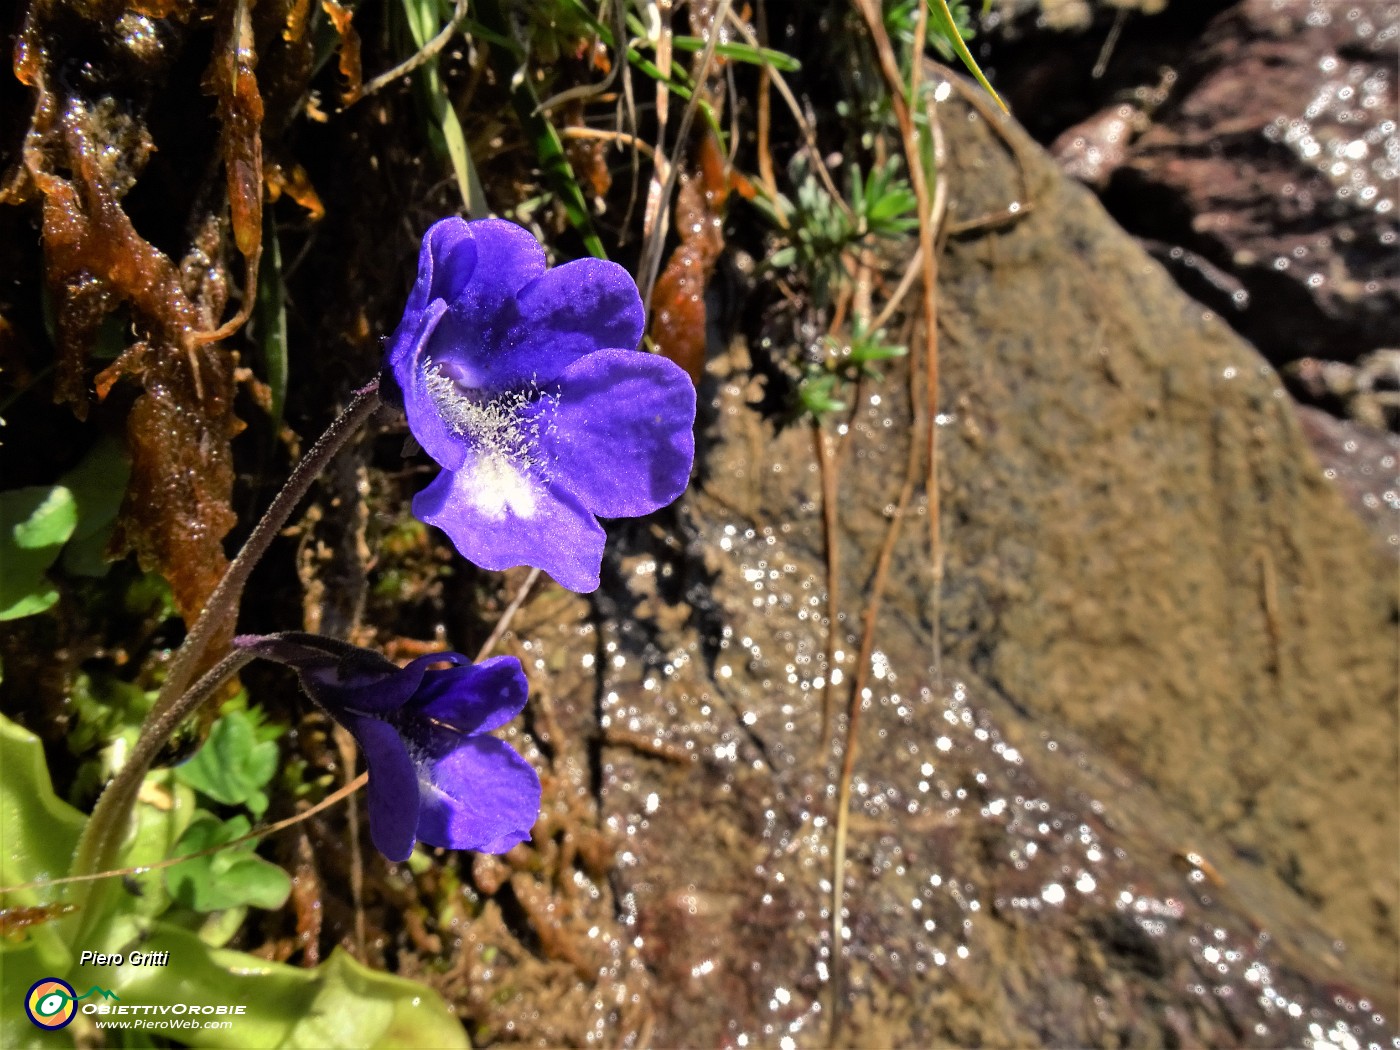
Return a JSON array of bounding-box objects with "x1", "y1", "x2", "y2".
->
[{"x1": 424, "y1": 362, "x2": 558, "y2": 520}]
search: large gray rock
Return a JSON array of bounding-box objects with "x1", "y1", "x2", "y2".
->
[
  {"x1": 434, "y1": 87, "x2": 1398, "y2": 1046},
  {"x1": 936, "y1": 67, "x2": 1398, "y2": 974}
]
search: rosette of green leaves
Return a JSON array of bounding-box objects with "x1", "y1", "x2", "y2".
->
[{"x1": 0, "y1": 714, "x2": 467, "y2": 1048}]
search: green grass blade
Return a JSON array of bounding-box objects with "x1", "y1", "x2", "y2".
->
[
  {"x1": 669, "y1": 35, "x2": 801, "y2": 71},
  {"x1": 927, "y1": 0, "x2": 1005, "y2": 110},
  {"x1": 475, "y1": 0, "x2": 607, "y2": 258},
  {"x1": 253, "y1": 209, "x2": 288, "y2": 427},
  {"x1": 557, "y1": 0, "x2": 720, "y2": 110},
  {"x1": 402, "y1": 0, "x2": 490, "y2": 216}
]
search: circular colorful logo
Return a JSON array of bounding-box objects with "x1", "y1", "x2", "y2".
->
[{"x1": 25, "y1": 978, "x2": 77, "y2": 1030}]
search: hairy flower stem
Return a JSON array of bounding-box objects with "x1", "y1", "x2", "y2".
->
[
  {"x1": 68, "y1": 648, "x2": 254, "y2": 945},
  {"x1": 67, "y1": 380, "x2": 382, "y2": 935},
  {"x1": 150, "y1": 379, "x2": 383, "y2": 728}
]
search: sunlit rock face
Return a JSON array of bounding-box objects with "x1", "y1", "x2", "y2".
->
[
  {"x1": 472, "y1": 85, "x2": 1397, "y2": 1048},
  {"x1": 1102, "y1": 0, "x2": 1400, "y2": 366}
]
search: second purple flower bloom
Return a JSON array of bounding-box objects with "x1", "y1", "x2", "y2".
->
[{"x1": 385, "y1": 218, "x2": 696, "y2": 593}]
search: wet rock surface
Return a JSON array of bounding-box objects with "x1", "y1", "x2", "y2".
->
[
  {"x1": 1291, "y1": 403, "x2": 1400, "y2": 554},
  {"x1": 1002, "y1": 0, "x2": 1400, "y2": 380},
  {"x1": 1102, "y1": 0, "x2": 1400, "y2": 368},
  {"x1": 932, "y1": 84, "x2": 1398, "y2": 997},
  {"x1": 986, "y1": 0, "x2": 1230, "y2": 145},
  {"x1": 453, "y1": 90, "x2": 1398, "y2": 1045}
]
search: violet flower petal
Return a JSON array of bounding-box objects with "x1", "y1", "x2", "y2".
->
[
  {"x1": 472, "y1": 829, "x2": 532, "y2": 854},
  {"x1": 415, "y1": 655, "x2": 529, "y2": 736},
  {"x1": 388, "y1": 217, "x2": 697, "y2": 592},
  {"x1": 416, "y1": 735, "x2": 541, "y2": 853},
  {"x1": 260, "y1": 634, "x2": 539, "y2": 861},
  {"x1": 415, "y1": 219, "x2": 477, "y2": 323},
  {"x1": 545, "y1": 349, "x2": 696, "y2": 518},
  {"x1": 412, "y1": 460, "x2": 607, "y2": 592},
  {"x1": 445, "y1": 218, "x2": 547, "y2": 316},
  {"x1": 395, "y1": 299, "x2": 468, "y2": 471},
  {"x1": 426, "y1": 221, "x2": 548, "y2": 390},
  {"x1": 385, "y1": 219, "x2": 476, "y2": 378},
  {"x1": 302, "y1": 650, "x2": 469, "y2": 716},
  {"x1": 467, "y1": 257, "x2": 648, "y2": 391},
  {"x1": 344, "y1": 714, "x2": 421, "y2": 862}
]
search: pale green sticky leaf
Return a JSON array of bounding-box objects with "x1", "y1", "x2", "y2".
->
[
  {"x1": 165, "y1": 814, "x2": 292, "y2": 912},
  {"x1": 0, "y1": 715, "x2": 197, "y2": 965},
  {"x1": 174, "y1": 709, "x2": 278, "y2": 816},
  {"x1": 0, "y1": 723, "x2": 465, "y2": 1049},
  {"x1": 0, "y1": 945, "x2": 55, "y2": 1050},
  {"x1": 7, "y1": 485, "x2": 76, "y2": 549},
  {"x1": 0, "y1": 485, "x2": 76, "y2": 619},
  {"x1": 0, "y1": 586, "x2": 58, "y2": 620},
  {"x1": 197, "y1": 903, "x2": 250, "y2": 948},
  {"x1": 58, "y1": 436, "x2": 131, "y2": 577},
  {"x1": 0, "y1": 714, "x2": 85, "y2": 973},
  {"x1": 86, "y1": 925, "x2": 469, "y2": 1049}
]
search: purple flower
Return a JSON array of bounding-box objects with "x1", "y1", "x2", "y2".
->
[
  {"x1": 384, "y1": 218, "x2": 696, "y2": 592},
  {"x1": 258, "y1": 636, "x2": 540, "y2": 862}
]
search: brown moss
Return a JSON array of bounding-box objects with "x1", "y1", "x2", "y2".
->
[
  {"x1": 3, "y1": 0, "x2": 303, "y2": 622},
  {"x1": 649, "y1": 132, "x2": 739, "y2": 383},
  {"x1": 210, "y1": 0, "x2": 265, "y2": 263},
  {"x1": 319, "y1": 0, "x2": 363, "y2": 106}
]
